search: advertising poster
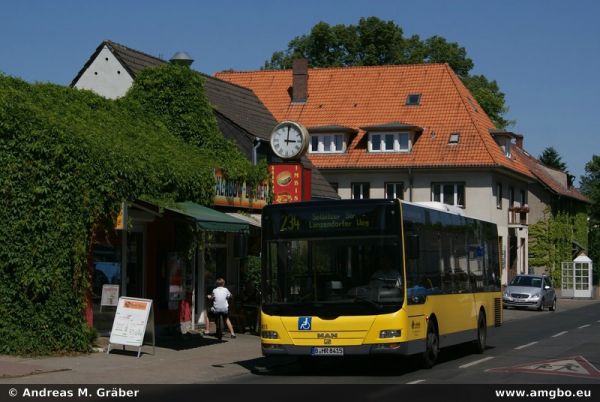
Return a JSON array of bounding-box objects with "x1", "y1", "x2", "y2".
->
[{"x1": 100, "y1": 284, "x2": 119, "y2": 307}]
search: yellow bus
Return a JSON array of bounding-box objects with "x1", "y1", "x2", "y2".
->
[{"x1": 260, "y1": 199, "x2": 502, "y2": 367}]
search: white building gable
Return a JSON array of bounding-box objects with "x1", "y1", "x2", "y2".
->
[{"x1": 73, "y1": 45, "x2": 133, "y2": 99}]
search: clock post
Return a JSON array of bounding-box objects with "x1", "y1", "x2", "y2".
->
[{"x1": 269, "y1": 121, "x2": 312, "y2": 204}]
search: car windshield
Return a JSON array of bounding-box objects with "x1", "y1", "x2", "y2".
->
[{"x1": 510, "y1": 276, "x2": 542, "y2": 288}]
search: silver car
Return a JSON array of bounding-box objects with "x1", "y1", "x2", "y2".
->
[{"x1": 503, "y1": 275, "x2": 557, "y2": 311}]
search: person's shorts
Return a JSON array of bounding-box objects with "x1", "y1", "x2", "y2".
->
[{"x1": 210, "y1": 307, "x2": 229, "y2": 319}]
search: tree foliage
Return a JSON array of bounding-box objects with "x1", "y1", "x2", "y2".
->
[
  {"x1": 0, "y1": 68, "x2": 261, "y2": 354},
  {"x1": 263, "y1": 17, "x2": 511, "y2": 128},
  {"x1": 580, "y1": 155, "x2": 600, "y2": 281},
  {"x1": 539, "y1": 146, "x2": 568, "y2": 172}
]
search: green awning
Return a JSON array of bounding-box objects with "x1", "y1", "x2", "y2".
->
[{"x1": 166, "y1": 201, "x2": 249, "y2": 233}]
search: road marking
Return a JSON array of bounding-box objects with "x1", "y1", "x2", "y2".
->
[
  {"x1": 578, "y1": 324, "x2": 590, "y2": 329},
  {"x1": 459, "y1": 356, "x2": 495, "y2": 368},
  {"x1": 406, "y1": 379, "x2": 426, "y2": 384},
  {"x1": 552, "y1": 331, "x2": 568, "y2": 338},
  {"x1": 515, "y1": 341, "x2": 538, "y2": 350},
  {"x1": 487, "y1": 355, "x2": 600, "y2": 379}
]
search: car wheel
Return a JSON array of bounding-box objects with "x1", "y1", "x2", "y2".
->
[
  {"x1": 549, "y1": 298, "x2": 557, "y2": 311},
  {"x1": 420, "y1": 319, "x2": 439, "y2": 369},
  {"x1": 537, "y1": 298, "x2": 544, "y2": 311},
  {"x1": 473, "y1": 312, "x2": 487, "y2": 354}
]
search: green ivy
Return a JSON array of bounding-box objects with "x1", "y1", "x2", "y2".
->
[
  {"x1": 0, "y1": 69, "x2": 265, "y2": 354},
  {"x1": 529, "y1": 203, "x2": 588, "y2": 286}
]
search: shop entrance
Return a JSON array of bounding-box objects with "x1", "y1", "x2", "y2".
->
[{"x1": 91, "y1": 228, "x2": 145, "y2": 335}]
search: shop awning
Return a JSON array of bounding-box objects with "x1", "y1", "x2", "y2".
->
[
  {"x1": 225, "y1": 212, "x2": 261, "y2": 228},
  {"x1": 166, "y1": 201, "x2": 249, "y2": 233}
]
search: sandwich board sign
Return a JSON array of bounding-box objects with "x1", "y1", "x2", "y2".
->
[{"x1": 107, "y1": 297, "x2": 155, "y2": 358}]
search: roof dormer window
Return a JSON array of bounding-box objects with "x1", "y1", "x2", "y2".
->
[
  {"x1": 406, "y1": 94, "x2": 421, "y2": 106},
  {"x1": 490, "y1": 130, "x2": 517, "y2": 159},
  {"x1": 309, "y1": 133, "x2": 347, "y2": 153},
  {"x1": 449, "y1": 132, "x2": 460, "y2": 144},
  {"x1": 368, "y1": 132, "x2": 411, "y2": 152}
]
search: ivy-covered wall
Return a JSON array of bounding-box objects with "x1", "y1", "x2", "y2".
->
[
  {"x1": 528, "y1": 198, "x2": 588, "y2": 286},
  {"x1": 0, "y1": 66, "x2": 265, "y2": 354}
]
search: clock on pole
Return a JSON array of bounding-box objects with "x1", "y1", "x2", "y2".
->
[{"x1": 270, "y1": 121, "x2": 309, "y2": 160}]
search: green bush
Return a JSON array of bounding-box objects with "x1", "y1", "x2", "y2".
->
[{"x1": 0, "y1": 70, "x2": 261, "y2": 354}]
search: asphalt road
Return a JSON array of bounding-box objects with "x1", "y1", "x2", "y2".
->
[{"x1": 221, "y1": 299, "x2": 600, "y2": 384}]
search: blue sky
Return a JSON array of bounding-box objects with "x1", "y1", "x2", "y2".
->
[{"x1": 2, "y1": 0, "x2": 598, "y2": 184}]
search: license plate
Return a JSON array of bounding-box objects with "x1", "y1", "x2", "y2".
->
[{"x1": 311, "y1": 347, "x2": 344, "y2": 356}]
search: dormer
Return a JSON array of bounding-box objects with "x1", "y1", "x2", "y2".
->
[
  {"x1": 490, "y1": 129, "x2": 522, "y2": 159},
  {"x1": 362, "y1": 122, "x2": 423, "y2": 153},
  {"x1": 307, "y1": 125, "x2": 357, "y2": 154}
]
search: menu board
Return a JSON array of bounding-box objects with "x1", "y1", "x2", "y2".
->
[
  {"x1": 109, "y1": 297, "x2": 152, "y2": 347},
  {"x1": 100, "y1": 284, "x2": 119, "y2": 307}
]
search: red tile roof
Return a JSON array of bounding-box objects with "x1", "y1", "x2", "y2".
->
[
  {"x1": 216, "y1": 64, "x2": 534, "y2": 177},
  {"x1": 512, "y1": 147, "x2": 589, "y2": 203}
]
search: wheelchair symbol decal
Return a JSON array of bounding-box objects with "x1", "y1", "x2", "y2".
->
[{"x1": 298, "y1": 317, "x2": 312, "y2": 330}]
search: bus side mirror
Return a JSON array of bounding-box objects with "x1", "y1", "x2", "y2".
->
[{"x1": 406, "y1": 234, "x2": 420, "y2": 260}]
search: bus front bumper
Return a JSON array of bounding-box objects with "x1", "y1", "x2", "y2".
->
[{"x1": 262, "y1": 340, "x2": 424, "y2": 356}]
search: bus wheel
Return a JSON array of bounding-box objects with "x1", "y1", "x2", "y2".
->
[
  {"x1": 420, "y1": 320, "x2": 439, "y2": 369},
  {"x1": 473, "y1": 312, "x2": 487, "y2": 354}
]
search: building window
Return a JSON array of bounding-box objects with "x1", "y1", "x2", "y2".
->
[
  {"x1": 406, "y1": 94, "x2": 421, "y2": 105},
  {"x1": 449, "y1": 132, "x2": 460, "y2": 144},
  {"x1": 509, "y1": 187, "x2": 515, "y2": 209},
  {"x1": 309, "y1": 134, "x2": 346, "y2": 153},
  {"x1": 432, "y1": 183, "x2": 465, "y2": 207},
  {"x1": 496, "y1": 183, "x2": 503, "y2": 209},
  {"x1": 520, "y1": 189, "x2": 527, "y2": 205},
  {"x1": 351, "y1": 182, "x2": 370, "y2": 200},
  {"x1": 385, "y1": 182, "x2": 404, "y2": 200},
  {"x1": 368, "y1": 132, "x2": 411, "y2": 152}
]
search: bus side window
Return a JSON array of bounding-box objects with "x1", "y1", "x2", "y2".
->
[{"x1": 406, "y1": 234, "x2": 420, "y2": 260}]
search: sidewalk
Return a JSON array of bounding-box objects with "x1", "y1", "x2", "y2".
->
[{"x1": 0, "y1": 333, "x2": 292, "y2": 384}]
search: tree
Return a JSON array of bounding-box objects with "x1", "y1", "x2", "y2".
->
[
  {"x1": 539, "y1": 147, "x2": 568, "y2": 172},
  {"x1": 580, "y1": 155, "x2": 600, "y2": 282},
  {"x1": 264, "y1": 17, "x2": 511, "y2": 128}
]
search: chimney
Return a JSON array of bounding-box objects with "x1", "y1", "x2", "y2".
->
[
  {"x1": 515, "y1": 134, "x2": 523, "y2": 149},
  {"x1": 292, "y1": 58, "x2": 308, "y2": 103},
  {"x1": 169, "y1": 51, "x2": 194, "y2": 67}
]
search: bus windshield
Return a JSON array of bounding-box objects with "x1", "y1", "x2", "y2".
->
[{"x1": 263, "y1": 236, "x2": 403, "y2": 316}]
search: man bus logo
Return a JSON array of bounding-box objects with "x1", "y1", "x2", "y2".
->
[{"x1": 298, "y1": 317, "x2": 312, "y2": 330}]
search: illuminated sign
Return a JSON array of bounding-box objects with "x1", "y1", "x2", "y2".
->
[
  {"x1": 271, "y1": 163, "x2": 303, "y2": 204},
  {"x1": 269, "y1": 204, "x2": 398, "y2": 237}
]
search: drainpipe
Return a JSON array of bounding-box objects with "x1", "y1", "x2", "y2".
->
[
  {"x1": 252, "y1": 137, "x2": 261, "y2": 165},
  {"x1": 408, "y1": 168, "x2": 414, "y2": 202}
]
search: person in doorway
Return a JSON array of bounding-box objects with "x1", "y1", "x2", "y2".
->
[{"x1": 207, "y1": 277, "x2": 236, "y2": 338}]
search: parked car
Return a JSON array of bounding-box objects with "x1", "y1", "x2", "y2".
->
[{"x1": 503, "y1": 274, "x2": 557, "y2": 311}]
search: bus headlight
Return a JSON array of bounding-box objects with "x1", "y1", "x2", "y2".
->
[
  {"x1": 261, "y1": 330, "x2": 279, "y2": 339},
  {"x1": 379, "y1": 330, "x2": 401, "y2": 338}
]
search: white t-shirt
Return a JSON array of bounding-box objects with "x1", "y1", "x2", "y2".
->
[{"x1": 212, "y1": 287, "x2": 231, "y2": 311}]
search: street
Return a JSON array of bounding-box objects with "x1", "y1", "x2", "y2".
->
[
  {"x1": 1, "y1": 299, "x2": 598, "y2": 385},
  {"x1": 218, "y1": 299, "x2": 600, "y2": 384}
]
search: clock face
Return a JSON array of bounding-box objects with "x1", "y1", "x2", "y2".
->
[{"x1": 270, "y1": 121, "x2": 308, "y2": 159}]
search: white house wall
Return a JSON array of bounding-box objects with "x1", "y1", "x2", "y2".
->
[{"x1": 74, "y1": 46, "x2": 133, "y2": 99}]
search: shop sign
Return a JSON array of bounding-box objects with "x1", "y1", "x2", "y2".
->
[
  {"x1": 271, "y1": 163, "x2": 306, "y2": 204},
  {"x1": 213, "y1": 168, "x2": 269, "y2": 209}
]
